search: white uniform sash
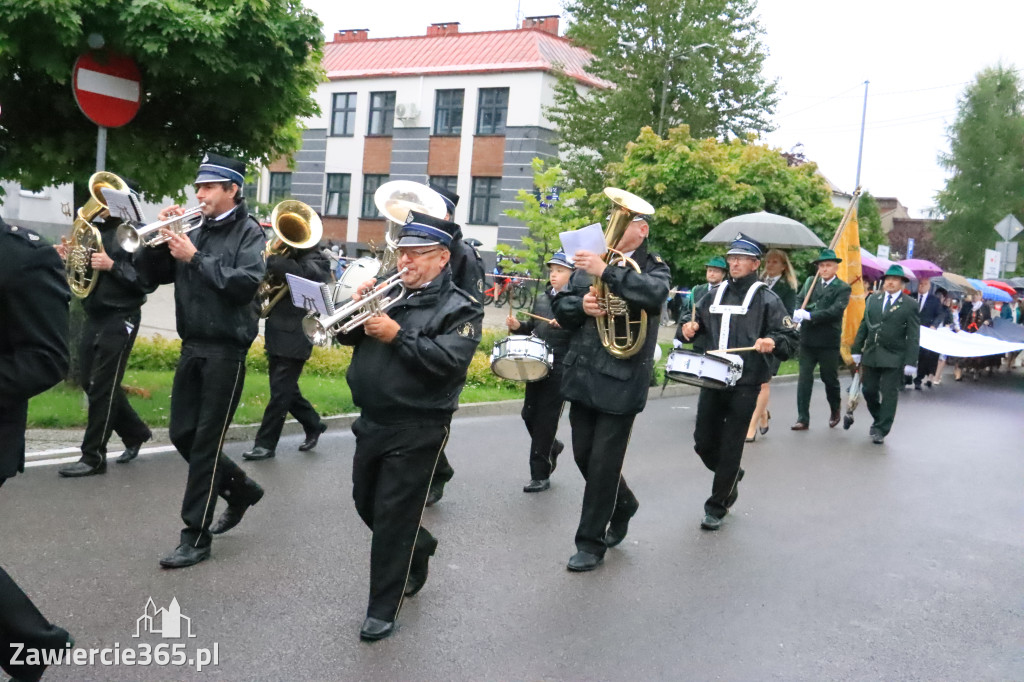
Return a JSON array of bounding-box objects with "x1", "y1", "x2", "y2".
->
[{"x1": 708, "y1": 281, "x2": 766, "y2": 351}]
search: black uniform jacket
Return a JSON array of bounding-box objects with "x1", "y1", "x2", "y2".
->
[
  {"x1": 690, "y1": 272, "x2": 799, "y2": 387},
  {"x1": 265, "y1": 246, "x2": 331, "y2": 360},
  {"x1": 553, "y1": 240, "x2": 670, "y2": 416},
  {"x1": 449, "y1": 230, "x2": 485, "y2": 305},
  {"x1": 912, "y1": 290, "x2": 946, "y2": 328},
  {"x1": 338, "y1": 268, "x2": 483, "y2": 424},
  {"x1": 797, "y1": 275, "x2": 852, "y2": 348},
  {"x1": 0, "y1": 220, "x2": 70, "y2": 477},
  {"x1": 83, "y1": 218, "x2": 153, "y2": 317},
  {"x1": 959, "y1": 302, "x2": 992, "y2": 332},
  {"x1": 135, "y1": 199, "x2": 266, "y2": 356},
  {"x1": 514, "y1": 286, "x2": 572, "y2": 367},
  {"x1": 852, "y1": 291, "x2": 921, "y2": 368}
]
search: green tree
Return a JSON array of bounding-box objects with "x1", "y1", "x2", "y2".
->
[
  {"x1": 505, "y1": 159, "x2": 591, "y2": 273},
  {"x1": 606, "y1": 126, "x2": 841, "y2": 286},
  {"x1": 934, "y1": 64, "x2": 1024, "y2": 273},
  {"x1": 549, "y1": 0, "x2": 778, "y2": 194},
  {"x1": 0, "y1": 0, "x2": 323, "y2": 201},
  {"x1": 857, "y1": 192, "x2": 886, "y2": 254}
]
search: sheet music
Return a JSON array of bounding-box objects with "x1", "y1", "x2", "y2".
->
[
  {"x1": 285, "y1": 273, "x2": 334, "y2": 316},
  {"x1": 559, "y1": 223, "x2": 607, "y2": 261},
  {"x1": 100, "y1": 187, "x2": 145, "y2": 223}
]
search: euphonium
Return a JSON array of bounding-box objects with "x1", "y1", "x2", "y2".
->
[
  {"x1": 303, "y1": 269, "x2": 408, "y2": 347},
  {"x1": 259, "y1": 200, "x2": 323, "y2": 317},
  {"x1": 594, "y1": 187, "x2": 656, "y2": 359},
  {"x1": 64, "y1": 171, "x2": 129, "y2": 298}
]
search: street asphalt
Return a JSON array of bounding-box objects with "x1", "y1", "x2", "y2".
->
[{"x1": 4, "y1": 374, "x2": 1022, "y2": 681}]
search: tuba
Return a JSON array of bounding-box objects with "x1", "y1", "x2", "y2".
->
[
  {"x1": 259, "y1": 200, "x2": 323, "y2": 317},
  {"x1": 594, "y1": 187, "x2": 655, "y2": 359},
  {"x1": 372, "y1": 181, "x2": 448, "y2": 274},
  {"x1": 64, "y1": 171, "x2": 129, "y2": 298}
]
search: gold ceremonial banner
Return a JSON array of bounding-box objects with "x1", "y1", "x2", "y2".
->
[{"x1": 837, "y1": 208, "x2": 865, "y2": 364}]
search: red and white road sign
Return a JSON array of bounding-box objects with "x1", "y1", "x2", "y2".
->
[{"x1": 72, "y1": 51, "x2": 141, "y2": 128}]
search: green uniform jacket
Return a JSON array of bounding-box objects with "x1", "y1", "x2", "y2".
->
[
  {"x1": 768, "y1": 277, "x2": 798, "y2": 315},
  {"x1": 852, "y1": 291, "x2": 920, "y2": 368},
  {"x1": 797, "y1": 276, "x2": 852, "y2": 348}
]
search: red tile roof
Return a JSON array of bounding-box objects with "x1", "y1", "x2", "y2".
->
[{"x1": 322, "y1": 29, "x2": 609, "y2": 88}]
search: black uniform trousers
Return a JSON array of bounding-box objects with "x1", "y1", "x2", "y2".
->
[
  {"x1": 351, "y1": 416, "x2": 448, "y2": 622},
  {"x1": 169, "y1": 351, "x2": 259, "y2": 549},
  {"x1": 79, "y1": 311, "x2": 150, "y2": 467},
  {"x1": 521, "y1": 368, "x2": 565, "y2": 480},
  {"x1": 694, "y1": 386, "x2": 759, "y2": 519},
  {"x1": 254, "y1": 355, "x2": 322, "y2": 450},
  {"x1": 861, "y1": 365, "x2": 902, "y2": 436},
  {"x1": 0, "y1": 481, "x2": 70, "y2": 682},
  {"x1": 915, "y1": 349, "x2": 939, "y2": 383},
  {"x1": 795, "y1": 345, "x2": 842, "y2": 425},
  {"x1": 568, "y1": 403, "x2": 639, "y2": 557}
]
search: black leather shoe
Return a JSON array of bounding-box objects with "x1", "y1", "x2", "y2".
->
[
  {"x1": 210, "y1": 481, "x2": 265, "y2": 534},
  {"x1": 242, "y1": 446, "x2": 275, "y2": 461},
  {"x1": 58, "y1": 461, "x2": 106, "y2": 477},
  {"x1": 790, "y1": 422, "x2": 809, "y2": 431},
  {"x1": 523, "y1": 479, "x2": 550, "y2": 493},
  {"x1": 871, "y1": 432, "x2": 885, "y2": 445},
  {"x1": 425, "y1": 480, "x2": 446, "y2": 507},
  {"x1": 549, "y1": 439, "x2": 564, "y2": 474},
  {"x1": 566, "y1": 550, "x2": 603, "y2": 572},
  {"x1": 869, "y1": 426, "x2": 880, "y2": 438},
  {"x1": 404, "y1": 552, "x2": 431, "y2": 597},
  {"x1": 298, "y1": 422, "x2": 327, "y2": 452},
  {"x1": 605, "y1": 501, "x2": 639, "y2": 548},
  {"x1": 829, "y1": 408, "x2": 841, "y2": 428},
  {"x1": 159, "y1": 543, "x2": 210, "y2": 569},
  {"x1": 700, "y1": 514, "x2": 723, "y2": 531},
  {"x1": 725, "y1": 469, "x2": 745, "y2": 509},
  {"x1": 117, "y1": 433, "x2": 150, "y2": 463},
  {"x1": 359, "y1": 617, "x2": 395, "y2": 641}
]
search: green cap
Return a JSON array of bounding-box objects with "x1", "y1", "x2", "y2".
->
[
  {"x1": 883, "y1": 264, "x2": 910, "y2": 281},
  {"x1": 811, "y1": 248, "x2": 842, "y2": 264},
  {"x1": 705, "y1": 255, "x2": 727, "y2": 270}
]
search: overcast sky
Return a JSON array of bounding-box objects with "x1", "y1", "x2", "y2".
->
[{"x1": 304, "y1": 0, "x2": 1024, "y2": 218}]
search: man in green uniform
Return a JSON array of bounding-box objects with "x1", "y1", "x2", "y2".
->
[
  {"x1": 791, "y1": 249, "x2": 852, "y2": 430},
  {"x1": 851, "y1": 264, "x2": 920, "y2": 445}
]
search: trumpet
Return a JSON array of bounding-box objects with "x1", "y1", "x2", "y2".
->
[
  {"x1": 116, "y1": 205, "x2": 206, "y2": 253},
  {"x1": 303, "y1": 269, "x2": 408, "y2": 347}
]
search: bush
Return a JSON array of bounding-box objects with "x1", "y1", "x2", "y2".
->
[{"x1": 126, "y1": 335, "x2": 182, "y2": 372}]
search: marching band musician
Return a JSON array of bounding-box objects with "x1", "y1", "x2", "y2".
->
[
  {"x1": 504, "y1": 251, "x2": 574, "y2": 493},
  {"x1": 674, "y1": 255, "x2": 727, "y2": 352},
  {"x1": 0, "y1": 216, "x2": 74, "y2": 682},
  {"x1": 423, "y1": 183, "x2": 485, "y2": 507},
  {"x1": 680, "y1": 234, "x2": 798, "y2": 531},
  {"x1": 241, "y1": 242, "x2": 331, "y2": 461},
  {"x1": 56, "y1": 187, "x2": 154, "y2": 477},
  {"x1": 134, "y1": 153, "x2": 267, "y2": 569},
  {"x1": 336, "y1": 211, "x2": 482, "y2": 641},
  {"x1": 553, "y1": 214, "x2": 670, "y2": 572}
]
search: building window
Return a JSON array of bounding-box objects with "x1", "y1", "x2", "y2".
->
[
  {"x1": 476, "y1": 88, "x2": 509, "y2": 135},
  {"x1": 268, "y1": 173, "x2": 292, "y2": 204},
  {"x1": 330, "y1": 92, "x2": 357, "y2": 136},
  {"x1": 367, "y1": 91, "x2": 396, "y2": 136},
  {"x1": 242, "y1": 179, "x2": 259, "y2": 203},
  {"x1": 429, "y1": 176, "x2": 458, "y2": 196},
  {"x1": 324, "y1": 174, "x2": 351, "y2": 217},
  {"x1": 361, "y1": 174, "x2": 388, "y2": 218},
  {"x1": 470, "y1": 177, "x2": 501, "y2": 225},
  {"x1": 434, "y1": 89, "x2": 464, "y2": 136}
]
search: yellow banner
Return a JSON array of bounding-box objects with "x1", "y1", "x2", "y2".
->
[{"x1": 836, "y1": 209, "x2": 865, "y2": 364}]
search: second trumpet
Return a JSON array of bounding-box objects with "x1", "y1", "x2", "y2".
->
[
  {"x1": 117, "y1": 204, "x2": 206, "y2": 253},
  {"x1": 303, "y1": 269, "x2": 408, "y2": 347}
]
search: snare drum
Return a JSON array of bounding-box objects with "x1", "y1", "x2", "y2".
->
[
  {"x1": 665, "y1": 349, "x2": 743, "y2": 389},
  {"x1": 491, "y1": 335, "x2": 553, "y2": 382}
]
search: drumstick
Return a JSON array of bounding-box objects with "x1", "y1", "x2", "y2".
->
[
  {"x1": 709, "y1": 346, "x2": 757, "y2": 354},
  {"x1": 521, "y1": 312, "x2": 555, "y2": 324}
]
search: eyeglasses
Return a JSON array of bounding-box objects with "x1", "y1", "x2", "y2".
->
[
  {"x1": 398, "y1": 248, "x2": 442, "y2": 259},
  {"x1": 725, "y1": 255, "x2": 757, "y2": 263}
]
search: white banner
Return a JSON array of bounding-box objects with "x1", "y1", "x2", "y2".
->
[{"x1": 919, "y1": 326, "x2": 1024, "y2": 357}]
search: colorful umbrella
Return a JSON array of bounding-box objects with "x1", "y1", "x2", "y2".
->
[
  {"x1": 859, "y1": 248, "x2": 885, "y2": 280},
  {"x1": 942, "y1": 272, "x2": 981, "y2": 295},
  {"x1": 984, "y1": 280, "x2": 1017, "y2": 296},
  {"x1": 968, "y1": 279, "x2": 1012, "y2": 302},
  {"x1": 899, "y1": 258, "x2": 943, "y2": 279}
]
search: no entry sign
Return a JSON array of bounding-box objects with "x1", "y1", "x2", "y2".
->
[{"x1": 73, "y1": 51, "x2": 141, "y2": 128}]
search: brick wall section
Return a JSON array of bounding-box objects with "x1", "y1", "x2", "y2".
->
[
  {"x1": 363, "y1": 137, "x2": 393, "y2": 174},
  {"x1": 268, "y1": 157, "x2": 290, "y2": 173},
  {"x1": 427, "y1": 136, "x2": 461, "y2": 176},
  {"x1": 358, "y1": 219, "x2": 387, "y2": 245},
  {"x1": 471, "y1": 136, "x2": 505, "y2": 176},
  {"x1": 322, "y1": 217, "x2": 348, "y2": 242}
]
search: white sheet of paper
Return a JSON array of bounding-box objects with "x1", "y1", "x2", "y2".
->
[
  {"x1": 285, "y1": 273, "x2": 332, "y2": 316},
  {"x1": 100, "y1": 187, "x2": 145, "y2": 223},
  {"x1": 559, "y1": 223, "x2": 607, "y2": 261}
]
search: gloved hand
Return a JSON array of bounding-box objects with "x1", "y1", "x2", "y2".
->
[
  {"x1": 672, "y1": 338, "x2": 683, "y2": 349},
  {"x1": 851, "y1": 354, "x2": 862, "y2": 365},
  {"x1": 793, "y1": 309, "x2": 811, "y2": 323},
  {"x1": 903, "y1": 365, "x2": 916, "y2": 376}
]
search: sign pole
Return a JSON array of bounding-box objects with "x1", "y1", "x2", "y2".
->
[{"x1": 95, "y1": 125, "x2": 107, "y2": 172}]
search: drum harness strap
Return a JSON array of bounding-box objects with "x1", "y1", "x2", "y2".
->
[{"x1": 708, "y1": 281, "x2": 766, "y2": 351}]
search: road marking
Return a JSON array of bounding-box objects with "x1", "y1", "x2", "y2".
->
[{"x1": 25, "y1": 445, "x2": 178, "y2": 467}]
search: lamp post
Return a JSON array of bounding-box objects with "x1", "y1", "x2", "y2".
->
[{"x1": 657, "y1": 42, "x2": 712, "y2": 137}]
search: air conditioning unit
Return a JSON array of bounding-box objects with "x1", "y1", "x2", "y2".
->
[{"x1": 395, "y1": 102, "x2": 420, "y2": 121}]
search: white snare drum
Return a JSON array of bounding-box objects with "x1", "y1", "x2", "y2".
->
[
  {"x1": 491, "y1": 335, "x2": 553, "y2": 382},
  {"x1": 665, "y1": 349, "x2": 743, "y2": 389},
  {"x1": 331, "y1": 256, "x2": 382, "y2": 306}
]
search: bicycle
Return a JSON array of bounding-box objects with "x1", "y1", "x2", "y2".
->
[{"x1": 482, "y1": 275, "x2": 515, "y2": 306}]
